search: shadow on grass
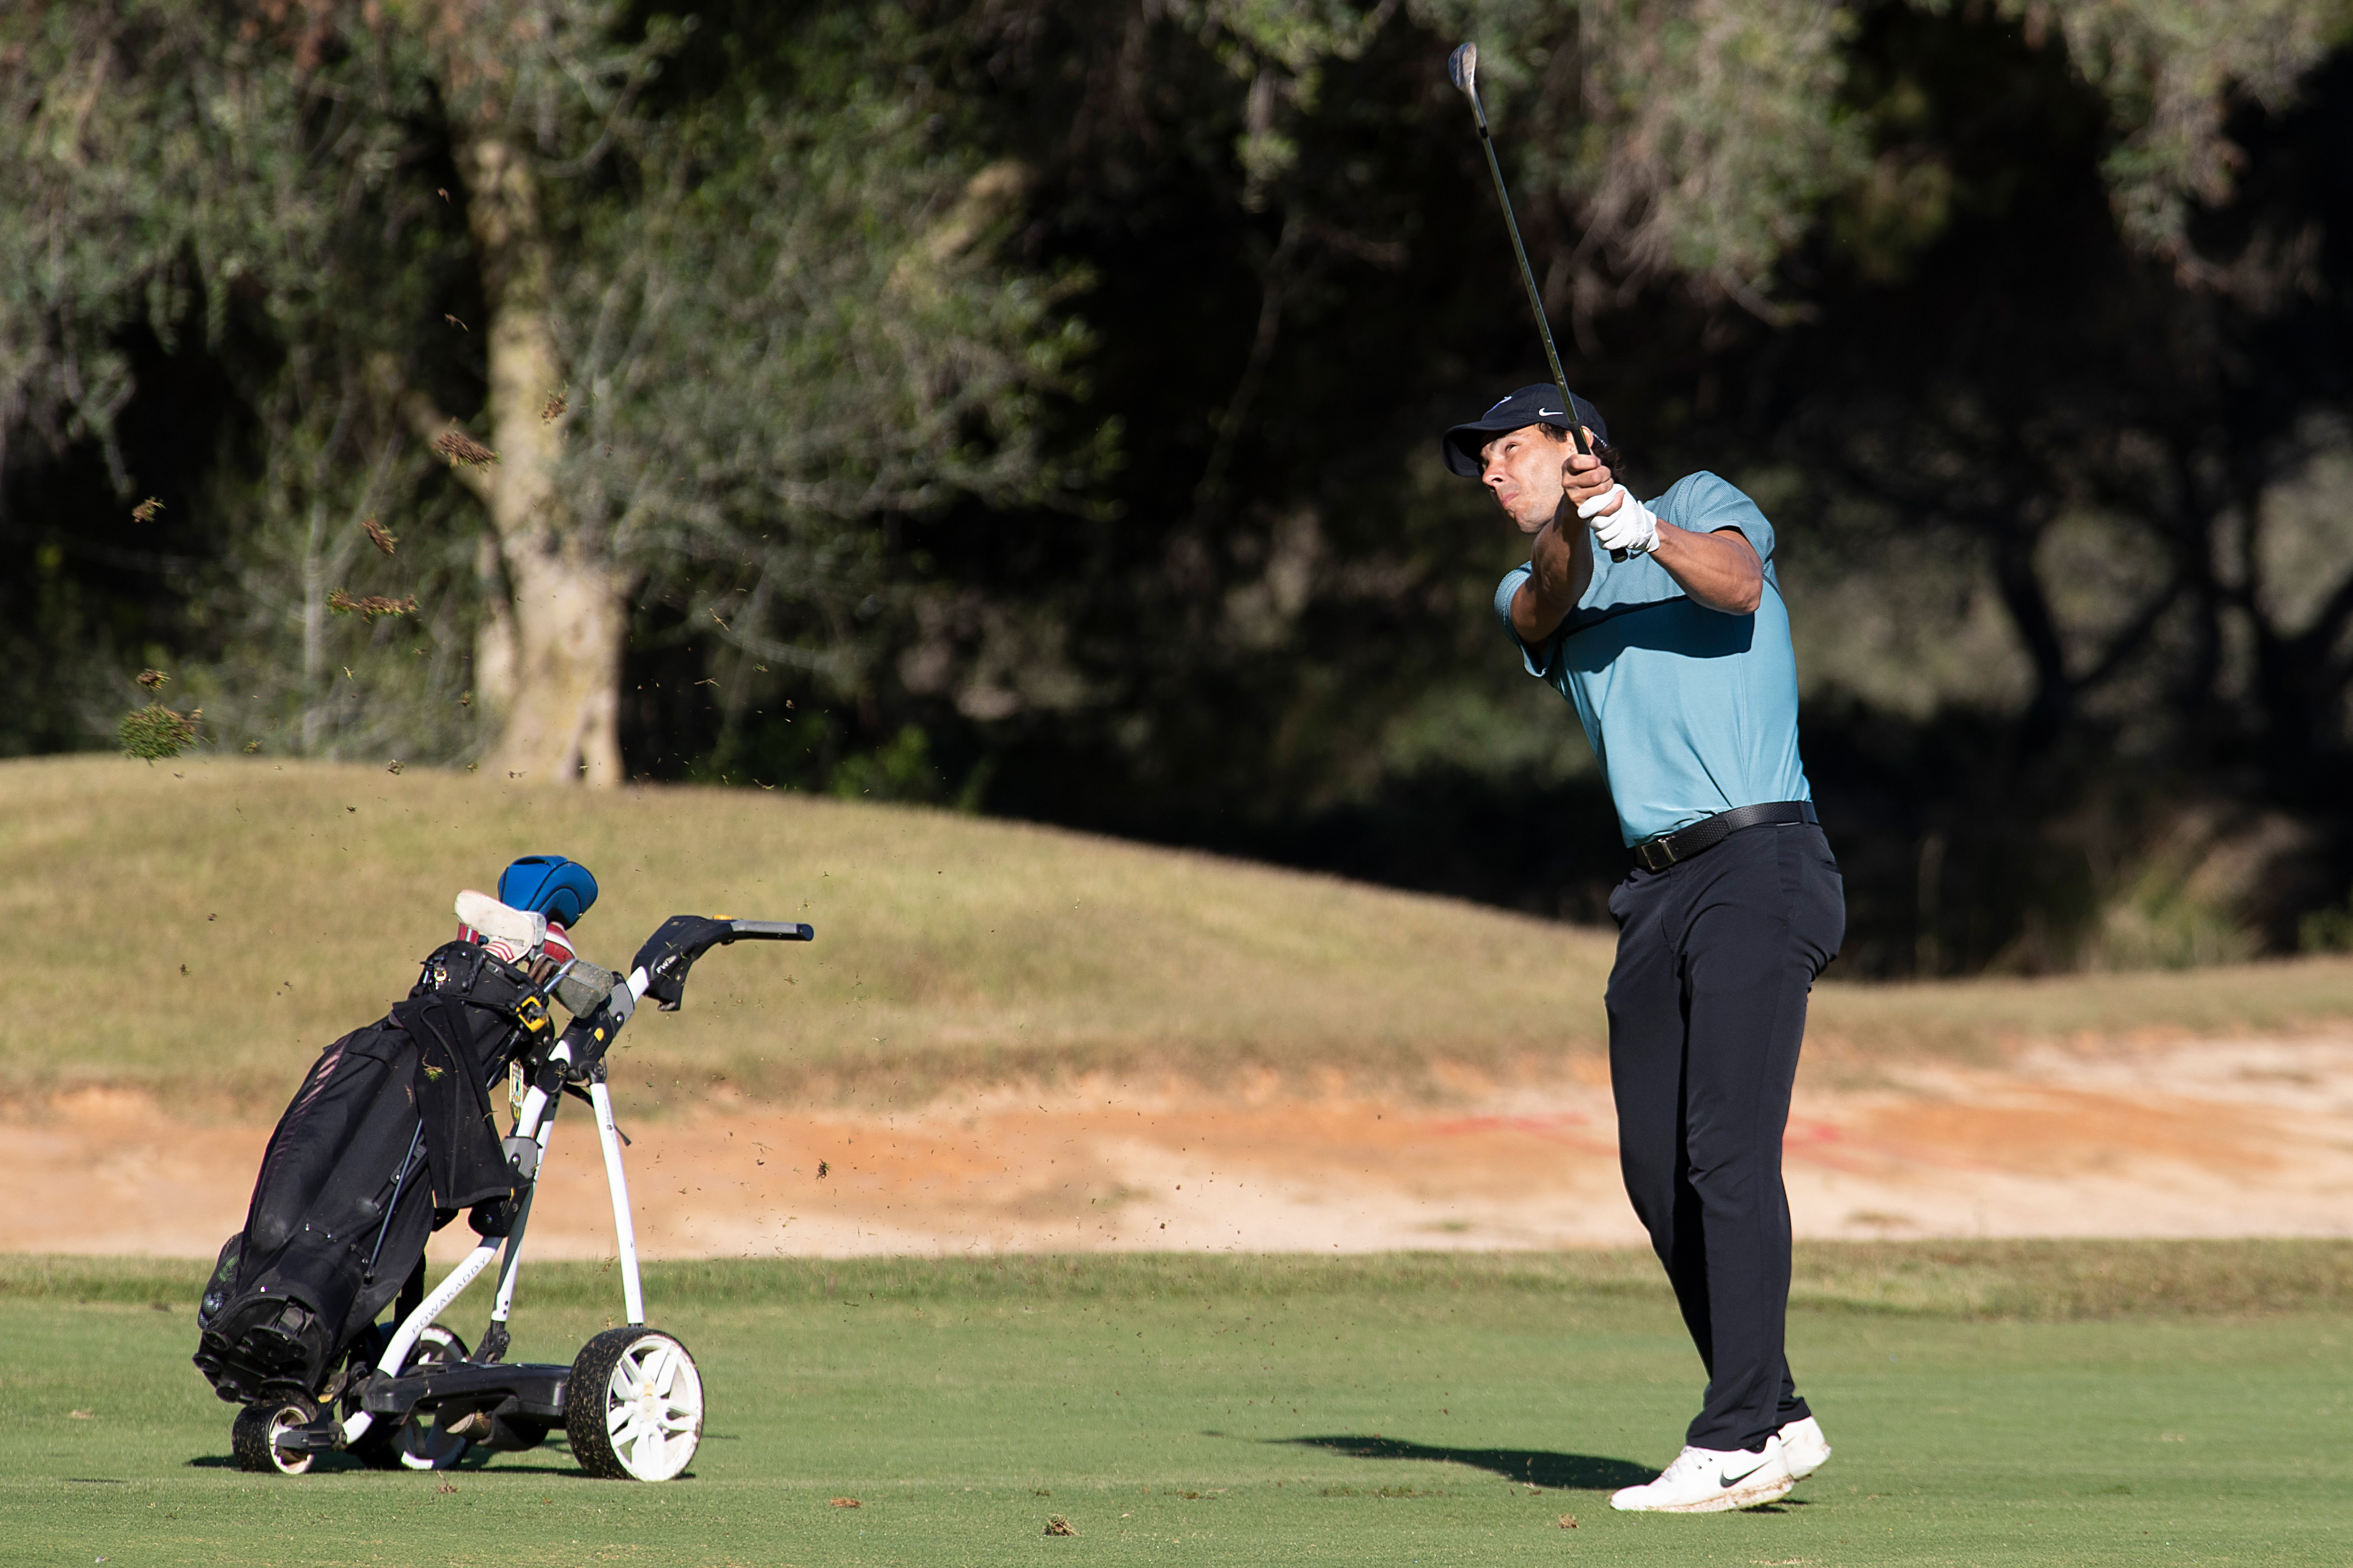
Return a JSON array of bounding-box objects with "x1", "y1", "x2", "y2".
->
[
  {"x1": 1270, "y1": 1435, "x2": 1654, "y2": 1491},
  {"x1": 186, "y1": 1453, "x2": 373, "y2": 1472},
  {"x1": 185, "y1": 1447, "x2": 597, "y2": 1477}
]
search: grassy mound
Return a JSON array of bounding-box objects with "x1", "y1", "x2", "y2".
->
[
  {"x1": 3, "y1": 755, "x2": 2350, "y2": 1113},
  {"x1": 0, "y1": 756, "x2": 1616, "y2": 1110}
]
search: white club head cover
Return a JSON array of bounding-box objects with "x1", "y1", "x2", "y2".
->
[
  {"x1": 455, "y1": 890, "x2": 547, "y2": 964},
  {"x1": 1579, "y1": 483, "x2": 1659, "y2": 556}
]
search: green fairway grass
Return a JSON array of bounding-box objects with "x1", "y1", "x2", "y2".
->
[
  {"x1": 3, "y1": 1245, "x2": 2348, "y2": 1566},
  {"x1": 5, "y1": 755, "x2": 2351, "y2": 1115}
]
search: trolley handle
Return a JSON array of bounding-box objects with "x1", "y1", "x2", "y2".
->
[
  {"x1": 626, "y1": 913, "x2": 817, "y2": 1012},
  {"x1": 726, "y1": 919, "x2": 815, "y2": 941}
]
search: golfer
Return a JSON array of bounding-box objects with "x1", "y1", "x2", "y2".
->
[{"x1": 1444, "y1": 385, "x2": 1845, "y2": 1513}]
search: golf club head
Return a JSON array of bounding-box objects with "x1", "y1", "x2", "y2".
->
[
  {"x1": 455, "y1": 889, "x2": 546, "y2": 961},
  {"x1": 551, "y1": 959, "x2": 620, "y2": 1018},
  {"x1": 1448, "y1": 42, "x2": 1476, "y2": 94}
]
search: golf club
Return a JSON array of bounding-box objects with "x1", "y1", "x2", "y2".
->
[{"x1": 1448, "y1": 41, "x2": 1627, "y2": 561}]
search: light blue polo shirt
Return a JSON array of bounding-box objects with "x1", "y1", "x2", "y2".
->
[{"x1": 1494, "y1": 472, "x2": 1811, "y2": 847}]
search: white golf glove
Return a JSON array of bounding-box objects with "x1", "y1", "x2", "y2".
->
[{"x1": 1578, "y1": 483, "x2": 1659, "y2": 556}]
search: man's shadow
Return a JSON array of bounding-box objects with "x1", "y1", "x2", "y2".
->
[{"x1": 1272, "y1": 1435, "x2": 1653, "y2": 1491}]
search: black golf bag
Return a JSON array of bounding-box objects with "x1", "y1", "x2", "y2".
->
[{"x1": 194, "y1": 941, "x2": 554, "y2": 1406}]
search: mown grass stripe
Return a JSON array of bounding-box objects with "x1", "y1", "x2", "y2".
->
[{"x1": 14, "y1": 1238, "x2": 2352, "y2": 1320}]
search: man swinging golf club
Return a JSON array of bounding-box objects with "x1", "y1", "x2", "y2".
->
[
  {"x1": 1440, "y1": 36, "x2": 1841, "y2": 1515},
  {"x1": 1442, "y1": 390, "x2": 1844, "y2": 1512}
]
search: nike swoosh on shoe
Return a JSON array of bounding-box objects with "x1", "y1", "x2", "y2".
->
[{"x1": 1717, "y1": 1459, "x2": 1772, "y2": 1488}]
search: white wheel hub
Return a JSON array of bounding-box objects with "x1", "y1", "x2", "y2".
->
[
  {"x1": 601, "y1": 1336, "x2": 703, "y2": 1481},
  {"x1": 266, "y1": 1407, "x2": 314, "y2": 1475}
]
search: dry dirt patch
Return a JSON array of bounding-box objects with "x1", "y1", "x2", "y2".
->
[{"x1": 9, "y1": 1035, "x2": 2353, "y2": 1260}]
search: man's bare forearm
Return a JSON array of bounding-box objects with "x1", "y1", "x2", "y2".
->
[
  {"x1": 1561, "y1": 447, "x2": 1763, "y2": 617},
  {"x1": 1509, "y1": 511, "x2": 1592, "y2": 645},
  {"x1": 1649, "y1": 522, "x2": 1762, "y2": 614}
]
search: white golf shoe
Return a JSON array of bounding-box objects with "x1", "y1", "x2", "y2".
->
[
  {"x1": 1778, "y1": 1415, "x2": 1831, "y2": 1479},
  {"x1": 1609, "y1": 1435, "x2": 1794, "y2": 1513}
]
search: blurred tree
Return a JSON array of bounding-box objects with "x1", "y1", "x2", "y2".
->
[
  {"x1": 1769, "y1": 3, "x2": 2353, "y2": 970},
  {"x1": 844, "y1": 0, "x2": 2353, "y2": 966},
  {"x1": 0, "y1": 0, "x2": 1086, "y2": 778}
]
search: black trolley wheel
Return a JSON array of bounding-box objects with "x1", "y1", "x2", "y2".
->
[
  {"x1": 231, "y1": 1394, "x2": 322, "y2": 1475},
  {"x1": 564, "y1": 1326, "x2": 703, "y2": 1481},
  {"x1": 347, "y1": 1323, "x2": 471, "y2": 1470}
]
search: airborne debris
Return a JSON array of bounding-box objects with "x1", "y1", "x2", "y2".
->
[
  {"x1": 541, "y1": 390, "x2": 567, "y2": 423},
  {"x1": 817, "y1": 1161, "x2": 829, "y2": 1180},
  {"x1": 458, "y1": 691, "x2": 473, "y2": 707},
  {"x1": 433, "y1": 428, "x2": 497, "y2": 467},
  {"x1": 1558, "y1": 1513, "x2": 1578, "y2": 1528},
  {"x1": 829, "y1": 1497, "x2": 860, "y2": 1508},
  {"x1": 136, "y1": 669, "x2": 169, "y2": 692},
  {"x1": 387, "y1": 759, "x2": 403, "y2": 775},
  {"x1": 244, "y1": 740, "x2": 261, "y2": 753},
  {"x1": 444, "y1": 313, "x2": 467, "y2": 331},
  {"x1": 1044, "y1": 1515, "x2": 1076, "y2": 1536},
  {"x1": 131, "y1": 496, "x2": 164, "y2": 523},
  {"x1": 362, "y1": 515, "x2": 398, "y2": 556},
  {"x1": 327, "y1": 590, "x2": 419, "y2": 620},
  {"x1": 120, "y1": 703, "x2": 198, "y2": 761}
]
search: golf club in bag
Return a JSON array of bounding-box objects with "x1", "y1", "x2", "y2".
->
[
  {"x1": 1447, "y1": 41, "x2": 1627, "y2": 563},
  {"x1": 194, "y1": 893, "x2": 812, "y2": 1480}
]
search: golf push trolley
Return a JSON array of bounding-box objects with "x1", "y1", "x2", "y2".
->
[{"x1": 194, "y1": 885, "x2": 809, "y2": 1481}]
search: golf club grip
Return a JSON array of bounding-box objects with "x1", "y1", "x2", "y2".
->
[{"x1": 728, "y1": 919, "x2": 815, "y2": 942}]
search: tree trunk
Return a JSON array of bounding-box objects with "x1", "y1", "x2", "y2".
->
[{"x1": 453, "y1": 122, "x2": 630, "y2": 784}]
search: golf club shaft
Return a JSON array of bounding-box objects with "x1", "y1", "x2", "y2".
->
[
  {"x1": 1464, "y1": 92, "x2": 1587, "y2": 460},
  {"x1": 1453, "y1": 46, "x2": 1626, "y2": 562}
]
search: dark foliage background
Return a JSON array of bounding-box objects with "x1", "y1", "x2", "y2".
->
[{"x1": 8, "y1": 0, "x2": 2353, "y2": 976}]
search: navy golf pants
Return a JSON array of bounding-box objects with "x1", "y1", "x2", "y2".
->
[{"x1": 1605, "y1": 820, "x2": 1845, "y2": 1453}]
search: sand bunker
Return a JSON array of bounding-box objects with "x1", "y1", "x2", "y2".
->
[{"x1": 11, "y1": 1035, "x2": 2353, "y2": 1259}]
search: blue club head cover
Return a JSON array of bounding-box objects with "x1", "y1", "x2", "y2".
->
[{"x1": 497, "y1": 855, "x2": 600, "y2": 929}]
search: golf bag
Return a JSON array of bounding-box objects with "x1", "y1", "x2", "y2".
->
[{"x1": 193, "y1": 940, "x2": 554, "y2": 1406}]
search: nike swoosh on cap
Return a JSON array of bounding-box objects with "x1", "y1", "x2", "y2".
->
[{"x1": 1539, "y1": 409, "x2": 1564, "y2": 416}]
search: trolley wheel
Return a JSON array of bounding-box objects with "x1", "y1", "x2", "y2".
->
[
  {"x1": 564, "y1": 1327, "x2": 703, "y2": 1481},
  {"x1": 231, "y1": 1395, "x2": 321, "y2": 1475},
  {"x1": 396, "y1": 1412, "x2": 471, "y2": 1472},
  {"x1": 348, "y1": 1323, "x2": 470, "y2": 1471}
]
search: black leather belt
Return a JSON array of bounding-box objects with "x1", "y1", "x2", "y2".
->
[{"x1": 1631, "y1": 801, "x2": 1818, "y2": 872}]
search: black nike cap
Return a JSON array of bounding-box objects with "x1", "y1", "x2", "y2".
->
[{"x1": 1441, "y1": 384, "x2": 1609, "y2": 478}]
